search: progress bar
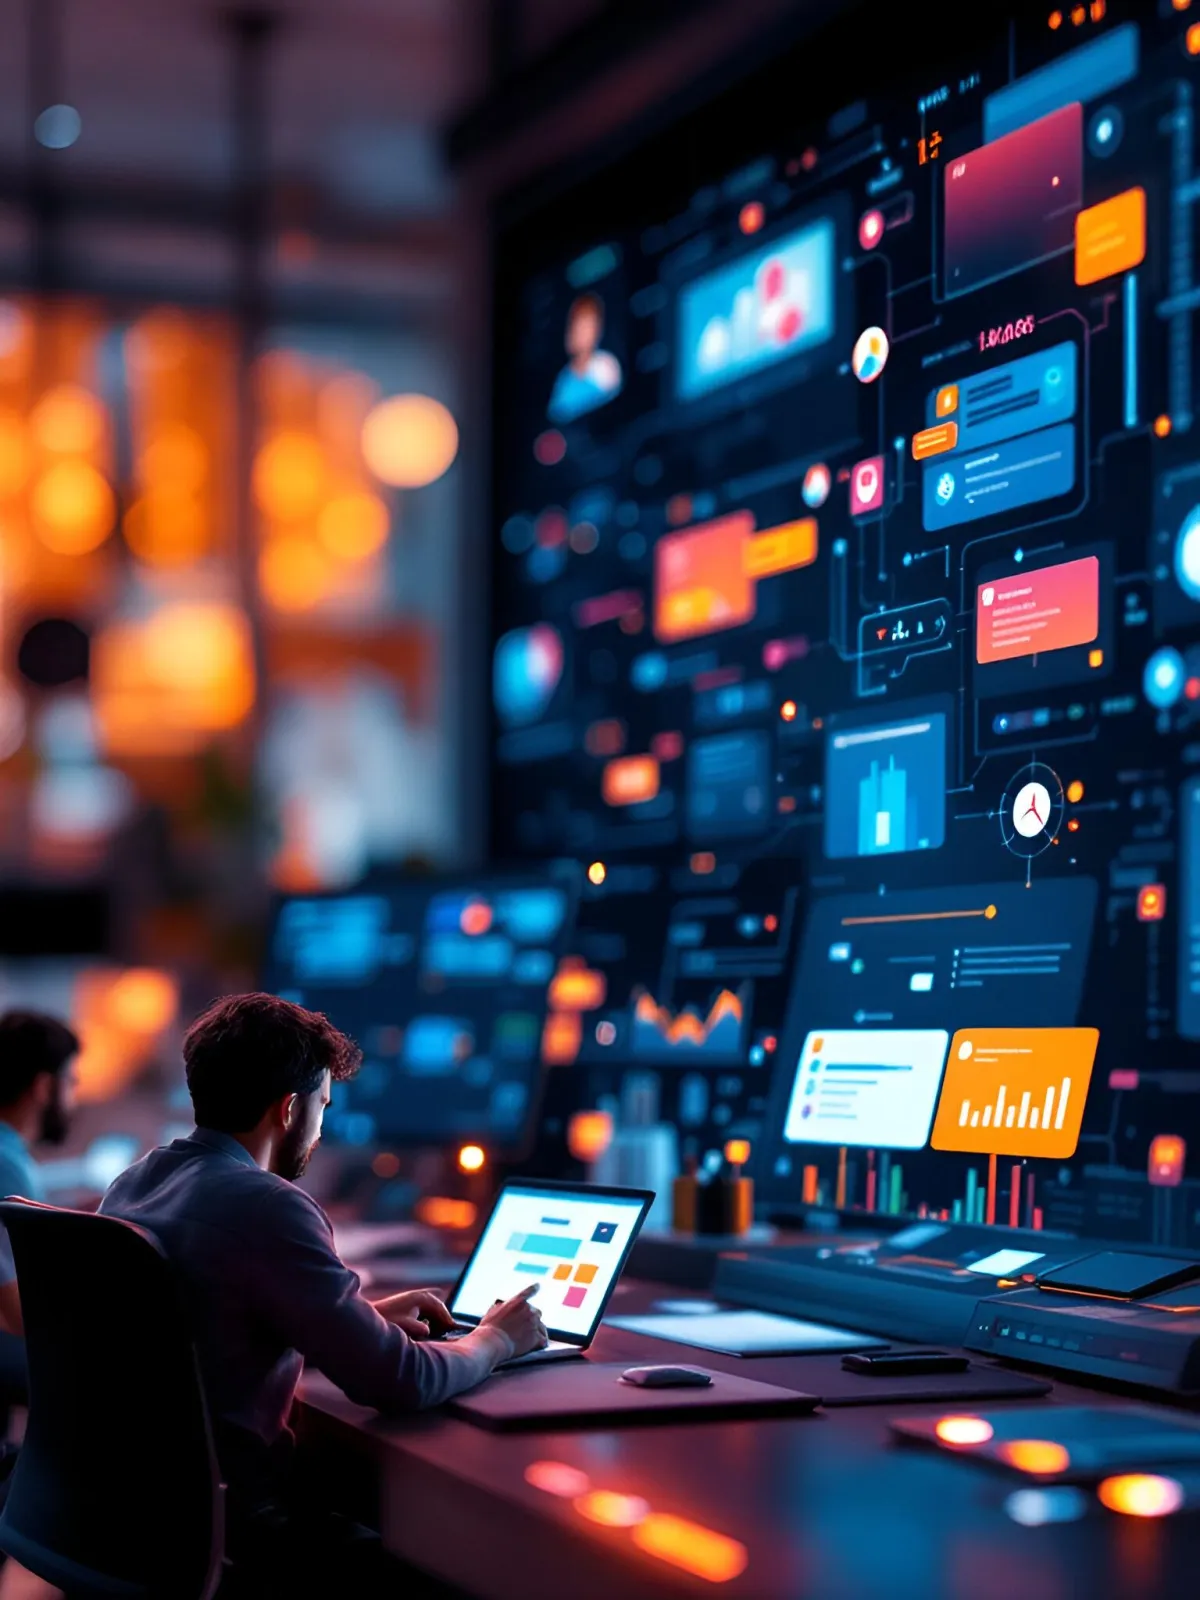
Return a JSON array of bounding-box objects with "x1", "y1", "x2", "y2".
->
[{"x1": 841, "y1": 904, "x2": 998, "y2": 926}]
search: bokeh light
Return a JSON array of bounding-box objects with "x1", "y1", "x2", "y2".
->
[
  {"x1": 137, "y1": 424, "x2": 209, "y2": 495},
  {"x1": 574, "y1": 1491, "x2": 649, "y2": 1528},
  {"x1": 631, "y1": 1514, "x2": 749, "y2": 1582},
  {"x1": 253, "y1": 430, "x2": 326, "y2": 521},
  {"x1": 1098, "y1": 1474, "x2": 1185, "y2": 1518},
  {"x1": 123, "y1": 490, "x2": 208, "y2": 567},
  {"x1": 31, "y1": 460, "x2": 115, "y2": 553},
  {"x1": 567, "y1": 1109, "x2": 615, "y2": 1163},
  {"x1": 935, "y1": 1416, "x2": 994, "y2": 1446},
  {"x1": 361, "y1": 394, "x2": 458, "y2": 488},
  {"x1": 31, "y1": 384, "x2": 105, "y2": 454},
  {"x1": 259, "y1": 534, "x2": 333, "y2": 612},
  {"x1": 107, "y1": 969, "x2": 179, "y2": 1035},
  {"x1": 316, "y1": 491, "x2": 391, "y2": 561},
  {"x1": 998, "y1": 1440, "x2": 1070, "y2": 1476},
  {"x1": 457, "y1": 1143, "x2": 486, "y2": 1173},
  {"x1": 525, "y1": 1461, "x2": 592, "y2": 1499},
  {"x1": 0, "y1": 409, "x2": 30, "y2": 496}
]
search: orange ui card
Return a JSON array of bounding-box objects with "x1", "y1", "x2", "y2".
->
[{"x1": 931, "y1": 1027, "x2": 1098, "y2": 1160}]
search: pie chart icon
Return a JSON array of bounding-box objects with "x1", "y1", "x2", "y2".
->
[
  {"x1": 852, "y1": 325, "x2": 889, "y2": 384},
  {"x1": 1012, "y1": 781, "x2": 1052, "y2": 840}
]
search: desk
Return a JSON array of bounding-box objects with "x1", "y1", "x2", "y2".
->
[{"x1": 296, "y1": 1278, "x2": 1200, "y2": 1599}]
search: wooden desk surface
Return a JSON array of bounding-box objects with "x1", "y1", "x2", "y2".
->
[{"x1": 296, "y1": 1278, "x2": 1200, "y2": 1599}]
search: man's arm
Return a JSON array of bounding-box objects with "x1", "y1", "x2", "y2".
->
[{"x1": 251, "y1": 1185, "x2": 509, "y2": 1412}]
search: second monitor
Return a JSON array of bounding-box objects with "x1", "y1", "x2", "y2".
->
[{"x1": 264, "y1": 870, "x2": 578, "y2": 1152}]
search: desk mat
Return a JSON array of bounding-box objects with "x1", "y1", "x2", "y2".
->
[{"x1": 448, "y1": 1361, "x2": 820, "y2": 1432}]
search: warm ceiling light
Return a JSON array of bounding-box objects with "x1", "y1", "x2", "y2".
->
[
  {"x1": 259, "y1": 535, "x2": 332, "y2": 612},
  {"x1": 934, "y1": 1416, "x2": 994, "y2": 1446},
  {"x1": 316, "y1": 491, "x2": 391, "y2": 561},
  {"x1": 362, "y1": 394, "x2": 458, "y2": 489},
  {"x1": 457, "y1": 1144, "x2": 486, "y2": 1173},
  {"x1": 31, "y1": 460, "x2": 115, "y2": 553},
  {"x1": 1098, "y1": 1474, "x2": 1185, "y2": 1518},
  {"x1": 252, "y1": 431, "x2": 326, "y2": 521},
  {"x1": 32, "y1": 384, "x2": 105, "y2": 454}
]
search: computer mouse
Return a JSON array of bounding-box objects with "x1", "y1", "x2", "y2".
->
[{"x1": 620, "y1": 1364, "x2": 714, "y2": 1388}]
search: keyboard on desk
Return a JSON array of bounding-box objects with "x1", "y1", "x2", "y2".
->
[{"x1": 443, "y1": 1330, "x2": 583, "y2": 1367}]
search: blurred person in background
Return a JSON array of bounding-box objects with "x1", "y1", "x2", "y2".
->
[
  {"x1": 0, "y1": 1012, "x2": 79, "y2": 1337},
  {"x1": 99, "y1": 992, "x2": 545, "y2": 1592}
]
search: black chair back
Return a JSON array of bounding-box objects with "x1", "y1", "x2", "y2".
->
[{"x1": 0, "y1": 1199, "x2": 223, "y2": 1599}]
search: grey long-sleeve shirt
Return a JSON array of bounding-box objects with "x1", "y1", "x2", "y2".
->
[{"x1": 99, "y1": 1127, "x2": 503, "y2": 1502}]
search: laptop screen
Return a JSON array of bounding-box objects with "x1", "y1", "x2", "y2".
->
[{"x1": 450, "y1": 1184, "x2": 649, "y2": 1339}]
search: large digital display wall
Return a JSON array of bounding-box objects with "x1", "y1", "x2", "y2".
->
[{"x1": 489, "y1": 3, "x2": 1200, "y2": 1243}]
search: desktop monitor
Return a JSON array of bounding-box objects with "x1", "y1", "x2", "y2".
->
[
  {"x1": 488, "y1": 2, "x2": 1200, "y2": 1243},
  {"x1": 263, "y1": 872, "x2": 578, "y2": 1152}
]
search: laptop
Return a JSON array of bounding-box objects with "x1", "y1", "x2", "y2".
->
[{"x1": 444, "y1": 1178, "x2": 654, "y2": 1367}]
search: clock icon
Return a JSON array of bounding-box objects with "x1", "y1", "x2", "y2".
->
[{"x1": 1000, "y1": 762, "x2": 1064, "y2": 860}]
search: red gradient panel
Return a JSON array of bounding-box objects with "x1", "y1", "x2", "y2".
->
[
  {"x1": 976, "y1": 556, "x2": 1098, "y2": 664},
  {"x1": 944, "y1": 103, "x2": 1082, "y2": 296},
  {"x1": 654, "y1": 511, "x2": 755, "y2": 643}
]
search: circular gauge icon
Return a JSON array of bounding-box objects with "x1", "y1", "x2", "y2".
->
[
  {"x1": 802, "y1": 462, "x2": 831, "y2": 508},
  {"x1": 1000, "y1": 761, "x2": 1064, "y2": 858}
]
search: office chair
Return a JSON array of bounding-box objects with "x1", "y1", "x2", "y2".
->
[{"x1": 0, "y1": 1200, "x2": 224, "y2": 1600}]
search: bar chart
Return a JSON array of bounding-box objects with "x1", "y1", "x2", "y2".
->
[{"x1": 930, "y1": 1026, "x2": 1098, "y2": 1159}]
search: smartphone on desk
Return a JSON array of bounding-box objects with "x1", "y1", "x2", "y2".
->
[{"x1": 842, "y1": 1349, "x2": 970, "y2": 1376}]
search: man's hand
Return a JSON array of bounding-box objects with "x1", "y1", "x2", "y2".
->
[
  {"x1": 478, "y1": 1283, "x2": 547, "y2": 1360},
  {"x1": 372, "y1": 1288, "x2": 457, "y2": 1341}
]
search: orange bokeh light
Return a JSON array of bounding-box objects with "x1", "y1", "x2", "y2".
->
[
  {"x1": 414, "y1": 1196, "x2": 477, "y2": 1230},
  {"x1": 31, "y1": 383, "x2": 106, "y2": 455},
  {"x1": 1098, "y1": 1474, "x2": 1185, "y2": 1518},
  {"x1": 0, "y1": 409, "x2": 30, "y2": 497},
  {"x1": 1154, "y1": 414, "x2": 1173, "y2": 438},
  {"x1": 587, "y1": 861, "x2": 606, "y2": 885},
  {"x1": 998, "y1": 1440, "x2": 1070, "y2": 1476},
  {"x1": 780, "y1": 700, "x2": 797, "y2": 721},
  {"x1": 631, "y1": 1513, "x2": 749, "y2": 1583},
  {"x1": 253, "y1": 430, "x2": 326, "y2": 521},
  {"x1": 138, "y1": 424, "x2": 209, "y2": 495},
  {"x1": 457, "y1": 1143, "x2": 486, "y2": 1173},
  {"x1": 574, "y1": 1491, "x2": 649, "y2": 1528},
  {"x1": 316, "y1": 491, "x2": 390, "y2": 561},
  {"x1": 724, "y1": 1139, "x2": 752, "y2": 1166},
  {"x1": 107, "y1": 969, "x2": 179, "y2": 1035},
  {"x1": 567, "y1": 1110, "x2": 614, "y2": 1163},
  {"x1": 935, "y1": 1416, "x2": 994, "y2": 1446},
  {"x1": 1066, "y1": 780, "x2": 1084, "y2": 803},
  {"x1": 361, "y1": 394, "x2": 458, "y2": 489},
  {"x1": 259, "y1": 535, "x2": 332, "y2": 612},
  {"x1": 123, "y1": 491, "x2": 208, "y2": 566},
  {"x1": 31, "y1": 460, "x2": 116, "y2": 553}
]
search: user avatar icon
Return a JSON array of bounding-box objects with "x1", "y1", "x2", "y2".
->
[
  {"x1": 548, "y1": 293, "x2": 623, "y2": 424},
  {"x1": 935, "y1": 470, "x2": 956, "y2": 506}
]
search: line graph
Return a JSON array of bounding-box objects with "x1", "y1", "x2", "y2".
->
[{"x1": 630, "y1": 985, "x2": 748, "y2": 1061}]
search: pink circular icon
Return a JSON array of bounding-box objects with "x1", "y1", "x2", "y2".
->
[
  {"x1": 761, "y1": 259, "x2": 786, "y2": 300},
  {"x1": 858, "y1": 208, "x2": 885, "y2": 250}
]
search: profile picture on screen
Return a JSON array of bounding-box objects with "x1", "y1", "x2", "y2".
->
[{"x1": 547, "y1": 292, "x2": 623, "y2": 424}]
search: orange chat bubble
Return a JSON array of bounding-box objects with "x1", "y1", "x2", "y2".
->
[{"x1": 1075, "y1": 187, "x2": 1145, "y2": 286}]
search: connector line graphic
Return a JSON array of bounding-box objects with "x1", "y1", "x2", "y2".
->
[{"x1": 841, "y1": 904, "x2": 998, "y2": 927}]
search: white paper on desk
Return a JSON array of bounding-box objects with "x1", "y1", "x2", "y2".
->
[{"x1": 606, "y1": 1310, "x2": 888, "y2": 1356}]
